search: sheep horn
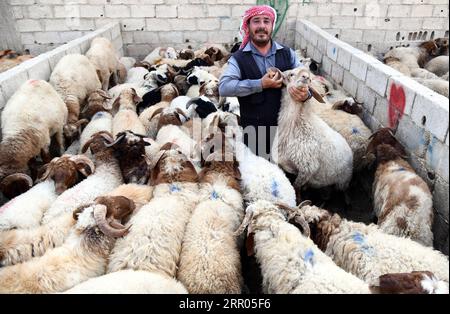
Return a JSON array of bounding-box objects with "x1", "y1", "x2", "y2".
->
[
  {"x1": 108, "y1": 219, "x2": 127, "y2": 230},
  {"x1": 148, "y1": 107, "x2": 165, "y2": 121},
  {"x1": 72, "y1": 203, "x2": 93, "y2": 220},
  {"x1": 105, "y1": 133, "x2": 126, "y2": 148},
  {"x1": 234, "y1": 207, "x2": 254, "y2": 236},
  {"x1": 294, "y1": 215, "x2": 311, "y2": 238},
  {"x1": 69, "y1": 155, "x2": 96, "y2": 177},
  {"x1": 95, "y1": 89, "x2": 112, "y2": 100},
  {"x1": 298, "y1": 200, "x2": 312, "y2": 209},
  {"x1": 0, "y1": 173, "x2": 33, "y2": 192},
  {"x1": 352, "y1": 96, "x2": 364, "y2": 105},
  {"x1": 75, "y1": 119, "x2": 89, "y2": 128},
  {"x1": 185, "y1": 98, "x2": 199, "y2": 109},
  {"x1": 93, "y1": 204, "x2": 129, "y2": 238},
  {"x1": 175, "y1": 108, "x2": 189, "y2": 121}
]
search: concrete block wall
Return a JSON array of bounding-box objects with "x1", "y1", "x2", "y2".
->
[
  {"x1": 295, "y1": 19, "x2": 449, "y2": 255},
  {"x1": 290, "y1": 0, "x2": 449, "y2": 56},
  {"x1": 0, "y1": 22, "x2": 122, "y2": 112}
]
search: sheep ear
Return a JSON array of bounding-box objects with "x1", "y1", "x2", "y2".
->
[
  {"x1": 199, "y1": 82, "x2": 207, "y2": 95},
  {"x1": 112, "y1": 96, "x2": 121, "y2": 113},
  {"x1": 282, "y1": 70, "x2": 292, "y2": 86},
  {"x1": 131, "y1": 88, "x2": 143, "y2": 103},
  {"x1": 310, "y1": 87, "x2": 326, "y2": 103},
  {"x1": 148, "y1": 107, "x2": 165, "y2": 121},
  {"x1": 96, "y1": 89, "x2": 112, "y2": 100}
]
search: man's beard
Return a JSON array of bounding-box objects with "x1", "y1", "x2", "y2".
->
[{"x1": 250, "y1": 29, "x2": 272, "y2": 47}]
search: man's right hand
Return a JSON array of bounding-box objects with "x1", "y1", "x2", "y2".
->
[{"x1": 261, "y1": 72, "x2": 283, "y2": 89}]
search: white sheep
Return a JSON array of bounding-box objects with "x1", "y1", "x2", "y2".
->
[
  {"x1": 410, "y1": 68, "x2": 441, "y2": 80},
  {"x1": 119, "y1": 57, "x2": 137, "y2": 71},
  {"x1": 272, "y1": 67, "x2": 353, "y2": 193},
  {"x1": 413, "y1": 78, "x2": 449, "y2": 98},
  {"x1": 49, "y1": 54, "x2": 103, "y2": 140},
  {"x1": 0, "y1": 196, "x2": 135, "y2": 293},
  {"x1": 79, "y1": 111, "x2": 113, "y2": 157},
  {"x1": 86, "y1": 37, "x2": 119, "y2": 91},
  {"x1": 367, "y1": 128, "x2": 434, "y2": 246},
  {"x1": 296, "y1": 204, "x2": 449, "y2": 285},
  {"x1": 311, "y1": 98, "x2": 372, "y2": 171},
  {"x1": 383, "y1": 41, "x2": 439, "y2": 71},
  {"x1": 0, "y1": 80, "x2": 68, "y2": 196},
  {"x1": 424, "y1": 56, "x2": 449, "y2": 77},
  {"x1": 108, "y1": 147, "x2": 200, "y2": 277},
  {"x1": 112, "y1": 88, "x2": 146, "y2": 137},
  {"x1": 125, "y1": 67, "x2": 150, "y2": 86},
  {"x1": 235, "y1": 200, "x2": 371, "y2": 293},
  {"x1": 0, "y1": 154, "x2": 94, "y2": 231},
  {"x1": 64, "y1": 270, "x2": 188, "y2": 294},
  {"x1": 177, "y1": 148, "x2": 244, "y2": 294},
  {"x1": 0, "y1": 133, "x2": 124, "y2": 267}
]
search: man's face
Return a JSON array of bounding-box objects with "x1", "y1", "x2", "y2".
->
[{"x1": 248, "y1": 15, "x2": 273, "y2": 46}]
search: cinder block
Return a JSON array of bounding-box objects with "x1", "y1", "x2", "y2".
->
[
  {"x1": 207, "y1": 5, "x2": 231, "y2": 17},
  {"x1": 27, "y1": 5, "x2": 53, "y2": 18},
  {"x1": 105, "y1": 5, "x2": 130, "y2": 18},
  {"x1": 133, "y1": 32, "x2": 159, "y2": 44},
  {"x1": 207, "y1": 31, "x2": 236, "y2": 43},
  {"x1": 47, "y1": 46, "x2": 67, "y2": 71},
  {"x1": 321, "y1": 55, "x2": 332, "y2": 75},
  {"x1": 363, "y1": 30, "x2": 387, "y2": 43},
  {"x1": 64, "y1": 42, "x2": 82, "y2": 55},
  {"x1": 331, "y1": 16, "x2": 354, "y2": 29},
  {"x1": 34, "y1": 32, "x2": 62, "y2": 44},
  {"x1": 0, "y1": 64, "x2": 29, "y2": 100},
  {"x1": 16, "y1": 19, "x2": 43, "y2": 32},
  {"x1": 372, "y1": 96, "x2": 390, "y2": 127},
  {"x1": 356, "y1": 82, "x2": 376, "y2": 114},
  {"x1": 342, "y1": 71, "x2": 358, "y2": 97},
  {"x1": 341, "y1": 4, "x2": 364, "y2": 16},
  {"x1": 221, "y1": 18, "x2": 241, "y2": 31},
  {"x1": 130, "y1": 5, "x2": 155, "y2": 18},
  {"x1": 184, "y1": 31, "x2": 208, "y2": 44},
  {"x1": 411, "y1": 5, "x2": 434, "y2": 17},
  {"x1": 426, "y1": 136, "x2": 449, "y2": 183},
  {"x1": 112, "y1": 36, "x2": 123, "y2": 52},
  {"x1": 145, "y1": 18, "x2": 171, "y2": 31},
  {"x1": 366, "y1": 62, "x2": 402, "y2": 97},
  {"x1": 196, "y1": 18, "x2": 220, "y2": 31},
  {"x1": 411, "y1": 91, "x2": 449, "y2": 142},
  {"x1": 121, "y1": 19, "x2": 146, "y2": 32},
  {"x1": 361, "y1": 107, "x2": 382, "y2": 132},
  {"x1": 336, "y1": 45, "x2": 352, "y2": 70},
  {"x1": 339, "y1": 29, "x2": 363, "y2": 43},
  {"x1": 54, "y1": 4, "x2": 80, "y2": 18},
  {"x1": 387, "y1": 5, "x2": 411, "y2": 17},
  {"x1": 179, "y1": 5, "x2": 206, "y2": 18},
  {"x1": 350, "y1": 53, "x2": 378, "y2": 81},
  {"x1": 386, "y1": 76, "x2": 426, "y2": 117},
  {"x1": 126, "y1": 44, "x2": 152, "y2": 59},
  {"x1": 326, "y1": 39, "x2": 340, "y2": 62},
  {"x1": 317, "y1": 3, "x2": 342, "y2": 16},
  {"x1": 157, "y1": 31, "x2": 183, "y2": 44},
  {"x1": 26, "y1": 55, "x2": 51, "y2": 81},
  {"x1": 79, "y1": 5, "x2": 104, "y2": 18},
  {"x1": 307, "y1": 16, "x2": 331, "y2": 29},
  {"x1": 396, "y1": 115, "x2": 431, "y2": 158},
  {"x1": 408, "y1": 154, "x2": 436, "y2": 192},
  {"x1": 331, "y1": 63, "x2": 344, "y2": 85},
  {"x1": 155, "y1": 5, "x2": 178, "y2": 18}
]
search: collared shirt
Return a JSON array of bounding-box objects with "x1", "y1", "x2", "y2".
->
[{"x1": 219, "y1": 41, "x2": 303, "y2": 97}]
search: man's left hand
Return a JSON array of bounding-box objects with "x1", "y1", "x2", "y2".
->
[{"x1": 288, "y1": 86, "x2": 310, "y2": 102}]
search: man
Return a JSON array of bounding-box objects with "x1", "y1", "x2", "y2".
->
[{"x1": 219, "y1": 5, "x2": 311, "y2": 157}]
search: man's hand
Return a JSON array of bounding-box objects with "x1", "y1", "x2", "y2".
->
[
  {"x1": 261, "y1": 72, "x2": 283, "y2": 89},
  {"x1": 288, "y1": 86, "x2": 310, "y2": 102}
]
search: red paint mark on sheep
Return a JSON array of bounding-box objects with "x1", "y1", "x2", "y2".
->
[
  {"x1": 388, "y1": 84, "x2": 406, "y2": 129},
  {"x1": 0, "y1": 198, "x2": 17, "y2": 215}
]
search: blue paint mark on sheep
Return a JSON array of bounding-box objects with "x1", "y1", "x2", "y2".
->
[
  {"x1": 351, "y1": 127, "x2": 359, "y2": 135},
  {"x1": 304, "y1": 249, "x2": 315, "y2": 266},
  {"x1": 395, "y1": 167, "x2": 406, "y2": 172},
  {"x1": 332, "y1": 47, "x2": 336, "y2": 55},
  {"x1": 211, "y1": 190, "x2": 219, "y2": 200},
  {"x1": 271, "y1": 179, "x2": 280, "y2": 198},
  {"x1": 92, "y1": 112, "x2": 105, "y2": 119},
  {"x1": 170, "y1": 185, "x2": 181, "y2": 193},
  {"x1": 352, "y1": 232, "x2": 375, "y2": 256}
]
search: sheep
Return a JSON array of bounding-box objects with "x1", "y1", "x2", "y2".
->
[
  {"x1": 49, "y1": 54, "x2": 103, "y2": 142},
  {"x1": 64, "y1": 270, "x2": 188, "y2": 294},
  {"x1": 311, "y1": 98, "x2": 373, "y2": 171},
  {"x1": 294, "y1": 204, "x2": 449, "y2": 285},
  {"x1": 442, "y1": 72, "x2": 449, "y2": 81},
  {"x1": 0, "y1": 195, "x2": 135, "y2": 293},
  {"x1": 410, "y1": 68, "x2": 441, "y2": 80},
  {"x1": 79, "y1": 111, "x2": 113, "y2": 156},
  {"x1": 383, "y1": 56, "x2": 412, "y2": 76},
  {"x1": 177, "y1": 142, "x2": 244, "y2": 294},
  {"x1": 0, "y1": 50, "x2": 33, "y2": 73},
  {"x1": 155, "y1": 125, "x2": 202, "y2": 172},
  {"x1": 0, "y1": 80, "x2": 68, "y2": 198},
  {"x1": 80, "y1": 89, "x2": 112, "y2": 121},
  {"x1": 272, "y1": 67, "x2": 353, "y2": 197},
  {"x1": 106, "y1": 131, "x2": 152, "y2": 184},
  {"x1": 424, "y1": 56, "x2": 449, "y2": 77},
  {"x1": 187, "y1": 66, "x2": 218, "y2": 86},
  {"x1": 169, "y1": 95, "x2": 197, "y2": 120},
  {"x1": 370, "y1": 271, "x2": 449, "y2": 294},
  {"x1": 143, "y1": 47, "x2": 178, "y2": 66},
  {"x1": 86, "y1": 37, "x2": 120, "y2": 91},
  {"x1": 149, "y1": 107, "x2": 190, "y2": 134},
  {"x1": 366, "y1": 128, "x2": 434, "y2": 246},
  {"x1": 108, "y1": 145, "x2": 200, "y2": 277},
  {"x1": 413, "y1": 78, "x2": 449, "y2": 98},
  {"x1": 383, "y1": 40, "x2": 439, "y2": 71},
  {"x1": 0, "y1": 132, "x2": 124, "y2": 266},
  {"x1": 112, "y1": 88, "x2": 146, "y2": 137},
  {"x1": 125, "y1": 66, "x2": 150, "y2": 85},
  {"x1": 235, "y1": 200, "x2": 371, "y2": 293},
  {"x1": 0, "y1": 154, "x2": 94, "y2": 231},
  {"x1": 434, "y1": 37, "x2": 449, "y2": 56},
  {"x1": 173, "y1": 75, "x2": 191, "y2": 95}
]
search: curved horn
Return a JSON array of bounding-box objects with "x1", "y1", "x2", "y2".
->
[
  {"x1": 298, "y1": 200, "x2": 312, "y2": 209},
  {"x1": 36, "y1": 157, "x2": 61, "y2": 182},
  {"x1": 294, "y1": 215, "x2": 311, "y2": 238},
  {"x1": 234, "y1": 207, "x2": 254, "y2": 236},
  {"x1": 105, "y1": 133, "x2": 126, "y2": 148},
  {"x1": 72, "y1": 203, "x2": 93, "y2": 220},
  {"x1": 93, "y1": 204, "x2": 129, "y2": 238},
  {"x1": 95, "y1": 89, "x2": 112, "y2": 100},
  {"x1": 352, "y1": 96, "x2": 364, "y2": 105},
  {"x1": 69, "y1": 155, "x2": 96, "y2": 177},
  {"x1": 1, "y1": 173, "x2": 33, "y2": 190},
  {"x1": 75, "y1": 119, "x2": 89, "y2": 128},
  {"x1": 148, "y1": 107, "x2": 165, "y2": 121},
  {"x1": 185, "y1": 98, "x2": 199, "y2": 109},
  {"x1": 175, "y1": 108, "x2": 189, "y2": 121}
]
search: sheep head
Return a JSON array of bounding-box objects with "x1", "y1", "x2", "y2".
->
[
  {"x1": 173, "y1": 75, "x2": 190, "y2": 95},
  {"x1": 160, "y1": 83, "x2": 180, "y2": 102},
  {"x1": 178, "y1": 49, "x2": 195, "y2": 60},
  {"x1": 38, "y1": 154, "x2": 95, "y2": 194},
  {"x1": 64, "y1": 119, "x2": 89, "y2": 145},
  {"x1": 204, "y1": 47, "x2": 224, "y2": 62},
  {"x1": 434, "y1": 38, "x2": 449, "y2": 56},
  {"x1": 331, "y1": 97, "x2": 364, "y2": 115},
  {"x1": 81, "y1": 131, "x2": 115, "y2": 156},
  {"x1": 366, "y1": 128, "x2": 408, "y2": 163},
  {"x1": 81, "y1": 89, "x2": 112, "y2": 120},
  {"x1": 0, "y1": 173, "x2": 33, "y2": 200},
  {"x1": 370, "y1": 271, "x2": 448, "y2": 294},
  {"x1": 278, "y1": 67, "x2": 326, "y2": 103},
  {"x1": 147, "y1": 144, "x2": 199, "y2": 186}
]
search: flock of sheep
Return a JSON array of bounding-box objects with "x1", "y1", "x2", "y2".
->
[
  {"x1": 383, "y1": 37, "x2": 449, "y2": 98},
  {"x1": 0, "y1": 35, "x2": 448, "y2": 294}
]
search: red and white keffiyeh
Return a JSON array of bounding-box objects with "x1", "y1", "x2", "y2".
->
[{"x1": 239, "y1": 5, "x2": 277, "y2": 50}]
